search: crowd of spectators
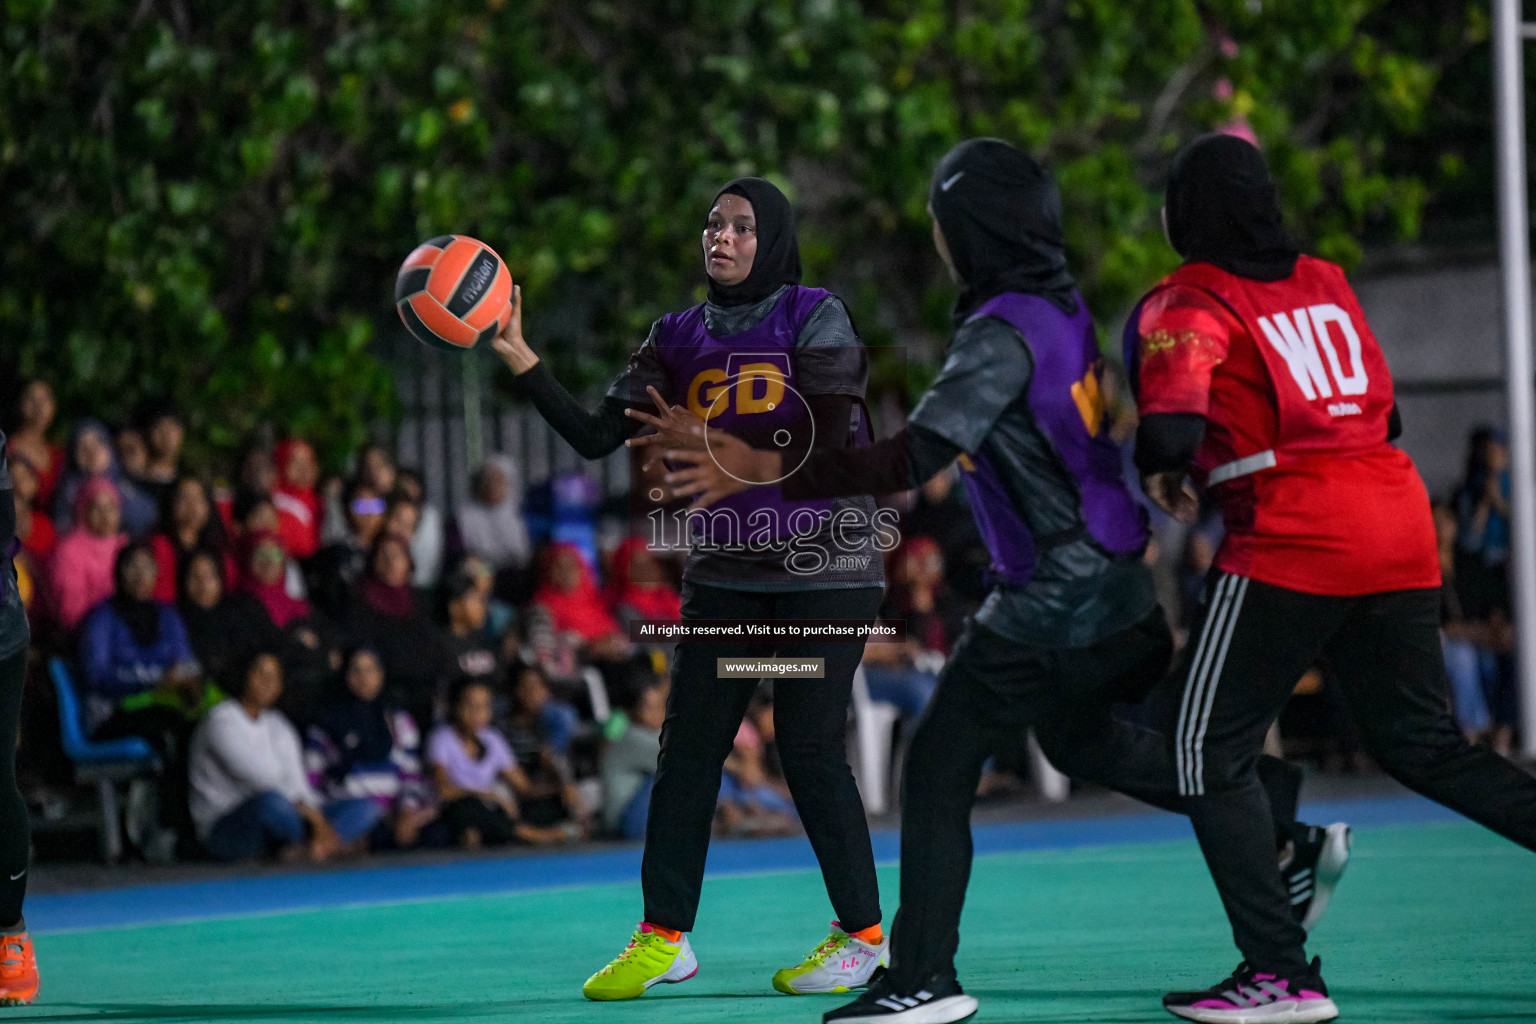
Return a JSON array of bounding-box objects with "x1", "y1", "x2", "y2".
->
[{"x1": 17, "y1": 372, "x2": 1514, "y2": 868}]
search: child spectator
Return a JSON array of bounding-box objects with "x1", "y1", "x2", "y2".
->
[
  {"x1": 54, "y1": 420, "x2": 157, "y2": 538},
  {"x1": 115, "y1": 426, "x2": 150, "y2": 489},
  {"x1": 601, "y1": 680, "x2": 666, "y2": 839},
  {"x1": 350, "y1": 534, "x2": 451, "y2": 730},
  {"x1": 717, "y1": 713, "x2": 798, "y2": 838},
  {"x1": 426, "y1": 678, "x2": 574, "y2": 848},
  {"x1": 272, "y1": 438, "x2": 321, "y2": 561},
  {"x1": 501, "y1": 664, "x2": 588, "y2": 830},
  {"x1": 149, "y1": 477, "x2": 231, "y2": 603},
  {"x1": 442, "y1": 567, "x2": 502, "y2": 693},
  {"x1": 189, "y1": 651, "x2": 382, "y2": 862},
  {"x1": 396, "y1": 468, "x2": 445, "y2": 588},
  {"x1": 6, "y1": 379, "x2": 63, "y2": 505},
  {"x1": 51, "y1": 478, "x2": 128, "y2": 631},
  {"x1": 306, "y1": 648, "x2": 435, "y2": 849}
]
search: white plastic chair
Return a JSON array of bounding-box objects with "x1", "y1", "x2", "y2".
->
[
  {"x1": 849, "y1": 665, "x2": 901, "y2": 815},
  {"x1": 1027, "y1": 730, "x2": 1071, "y2": 803}
]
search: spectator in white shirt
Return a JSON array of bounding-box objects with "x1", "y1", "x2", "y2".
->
[{"x1": 188, "y1": 651, "x2": 383, "y2": 862}]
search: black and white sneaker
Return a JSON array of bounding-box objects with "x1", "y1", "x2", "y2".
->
[
  {"x1": 823, "y1": 968, "x2": 979, "y2": 1024},
  {"x1": 1163, "y1": 957, "x2": 1338, "y2": 1023},
  {"x1": 1280, "y1": 822, "x2": 1351, "y2": 932}
]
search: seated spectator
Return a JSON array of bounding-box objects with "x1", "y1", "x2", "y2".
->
[
  {"x1": 82, "y1": 542, "x2": 207, "y2": 855},
  {"x1": 115, "y1": 426, "x2": 150, "y2": 489},
  {"x1": 189, "y1": 651, "x2": 382, "y2": 862},
  {"x1": 359, "y1": 443, "x2": 398, "y2": 499},
  {"x1": 149, "y1": 477, "x2": 232, "y2": 603},
  {"x1": 80, "y1": 543, "x2": 202, "y2": 735},
  {"x1": 350, "y1": 534, "x2": 451, "y2": 730},
  {"x1": 458, "y1": 456, "x2": 531, "y2": 574},
  {"x1": 51, "y1": 478, "x2": 128, "y2": 631},
  {"x1": 307, "y1": 478, "x2": 385, "y2": 620},
  {"x1": 382, "y1": 494, "x2": 421, "y2": 552},
  {"x1": 426, "y1": 678, "x2": 574, "y2": 848},
  {"x1": 442, "y1": 567, "x2": 502, "y2": 694},
  {"x1": 9, "y1": 454, "x2": 55, "y2": 563},
  {"x1": 140, "y1": 406, "x2": 185, "y2": 506},
  {"x1": 55, "y1": 420, "x2": 156, "y2": 538},
  {"x1": 1455, "y1": 426, "x2": 1512, "y2": 572},
  {"x1": 903, "y1": 466, "x2": 990, "y2": 609},
  {"x1": 600, "y1": 679, "x2": 666, "y2": 840},
  {"x1": 605, "y1": 536, "x2": 681, "y2": 629},
  {"x1": 396, "y1": 468, "x2": 445, "y2": 588},
  {"x1": 237, "y1": 532, "x2": 311, "y2": 631},
  {"x1": 501, "y1": 664, "x2": 588, "y2": 829},
  {"x1": 861, "y1": 537, "x2": 960, "y2": 719},
  {"x1": 717, "y1": 715, "x2": 797, "y2": 838},
  {"x1": 6, "y1": 379, "x2": 63, "y2": 506},
  {"x1": 215, "y1": 440, "x2": 276, "y2": 532},
  {"x1": 178, "y1": 548, "x2": 284, "y2": 690},
  {"x1": 1435, "y1": 500, "x2": 1508, "y2": 743},
  {"x1": 271, "y1": 438, "x2": 321, "y2": 561},
  {"x1": 306, "y1": 648, "x2": 435, "y2": 848},
  {"x1": 526, "y1": 542, "x2": 627, "y2": 675},
  {"x1": 458, "y1": 554, "x2": 517, "y2": 653}
]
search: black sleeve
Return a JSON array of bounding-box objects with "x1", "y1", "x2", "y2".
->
[
  {"x1": 1387, "y1": 402, "x2": 1402, "y2": 442},
  {"x1": 780, "y1": 424, "x2": 963, "y2": 500},
  {"x1": 515, "y1": 362, "x2": 640, "y2": 460},
  {"x1": 1134, "y1": 412, "x2": 1206, "y2": 477}
]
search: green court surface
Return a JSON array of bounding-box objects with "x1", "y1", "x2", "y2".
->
[{"x1": 18, "y1": 820, "x2": 1536, "y2": 1023}]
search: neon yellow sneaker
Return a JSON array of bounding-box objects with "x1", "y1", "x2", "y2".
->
[
  {"x1": 772, "y1": 922, "x2": 888, "y2": 994},
  {"x1": 582, "y1": 923, "x2": 699, "y2": 1001}
]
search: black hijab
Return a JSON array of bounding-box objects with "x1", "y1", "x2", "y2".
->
[
  {"x1": 110, "y1": 543, "x2": 163, "y2": 648},
  {"x1": 1165, "y1": 134, "x2": 1299, "y2": 282},
  {"x1": 704, "y1": 177, "x2": 802, "y2": 307},
  {"x1": 314, "y1": 648, "x2": 395, "y2": 771},
  {"x1": 928, "y1": 138, "x2": 1079, "y2": 321}
]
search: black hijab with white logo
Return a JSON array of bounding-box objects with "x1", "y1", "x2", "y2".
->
[
  {"x1": 929, "y1": 138, "x2": 1079, "y2": 321},
  {"x1": 1164, "y1": 134, "x2": 1299, "y2": 282},
  {"x1": 705, "y1": 177, "x2": 803, "y2": 308}
]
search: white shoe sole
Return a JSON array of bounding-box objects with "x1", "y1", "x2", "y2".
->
[
  {"x1": 644, "y1": 943, "x2": 699, "y2": 991},
  {"x1": 1165, "y1": 996, "x2": 1339, "y2": 1024},
  {"x1": 1299, "y1": 823, "x2": 1352, "y2": 932},
  {"x1": 833, "y1": 994, "x2": 979, "y2": 1023}
]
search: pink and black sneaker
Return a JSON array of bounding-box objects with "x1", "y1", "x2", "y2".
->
[{"x1": 1163, "y1": 957, "x2": 1338, "y2": 1023}]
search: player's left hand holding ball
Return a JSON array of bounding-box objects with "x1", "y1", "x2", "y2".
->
[{"x1": 491, "y1": 285, "x2": 540, "y2": 375}]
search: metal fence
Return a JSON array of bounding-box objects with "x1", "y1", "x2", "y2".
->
[{"x1": 382, "y1": 331, "x2": 630, "y2": 517}]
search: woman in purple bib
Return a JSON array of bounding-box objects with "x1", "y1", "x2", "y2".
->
[{"x1": 491, "y1": 177, "x2": 890, "y2": 1000}]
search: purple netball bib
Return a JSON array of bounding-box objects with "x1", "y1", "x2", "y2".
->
[{"x1": 652, "y1": 287, "x2": 836, "y2": 544}]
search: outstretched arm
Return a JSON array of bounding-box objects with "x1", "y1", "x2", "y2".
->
[{"x1": 492, "y1": 286, "x2": 647, "y2": 460}]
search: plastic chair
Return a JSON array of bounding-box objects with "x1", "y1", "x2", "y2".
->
[
  {"x1": 849, "y1": 665, "x2": 902, "y2": 815},
  {"x1": 48, "y1": 659, "x2": 159, "y2": 863}
]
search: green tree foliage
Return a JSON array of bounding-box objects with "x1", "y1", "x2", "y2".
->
[{"x1": 0, "y1": 0, "x2": 1464, "y2": 461}]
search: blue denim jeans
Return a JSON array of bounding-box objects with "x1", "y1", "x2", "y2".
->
[{"x1": 204, "y1": 792, "x2": 382, "y2": 862}]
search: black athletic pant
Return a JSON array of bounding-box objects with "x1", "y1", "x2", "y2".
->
[
  {"x1": 887, "y1": 607, "x2": 1301, "y2": 991},
  {"x1": 1169, "y1": 573, "x2": 1536, "y2": 975},
  {"x1": 641, "y1": 584, "x2": 883, "y2": 934},
  {"x1": 0, "y1": 647, "x2": 28, "y2": 927}
]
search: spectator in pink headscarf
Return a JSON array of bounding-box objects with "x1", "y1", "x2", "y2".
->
[{"x1": 51, "y1": 477, "x2": 129, "y2": 631}]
